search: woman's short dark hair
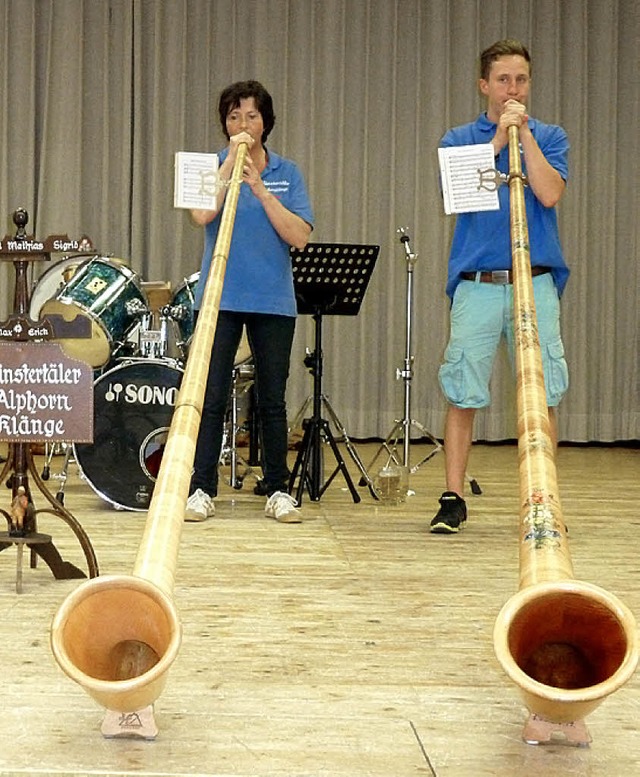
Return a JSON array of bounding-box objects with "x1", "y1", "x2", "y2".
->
[
  {"x1": 218, "y1": 80, "x2": 275, "y2": 143},
  {"x1": 479, "y1": 39, "x2": 531, "y2": 81}
]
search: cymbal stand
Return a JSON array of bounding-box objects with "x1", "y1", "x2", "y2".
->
[
  {"x1": 362, "y1": 228, "x2": 481, "y2": 494},
  {"x1": 220, "y1": 367, "x2": 259, "y2": 490}
]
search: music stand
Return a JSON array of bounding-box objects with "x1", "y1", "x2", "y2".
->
[{"x1": 288, "y1": 243, "x2": 379, "y2": 504}]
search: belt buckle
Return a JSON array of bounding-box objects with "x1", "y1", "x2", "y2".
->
[{"x1": 490, "y1": 270, "x2": 510, "y2": 285}]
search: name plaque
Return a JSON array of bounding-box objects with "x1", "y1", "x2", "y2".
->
[
  {"x1": 0, "y1": 312, "x2": 92, "y2": 342},
  {"x1": 0, "y1": 342, "x2": 93, "y2": 443},
  {"x1": 0, "y1": 233, "x2": 95, "y2": 256}
]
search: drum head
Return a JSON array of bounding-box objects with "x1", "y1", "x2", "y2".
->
[
  {"x1": 29, "y1": 254, "x2": 95, "y2": 320},
  {"x1": 74, "y1": 359, "x2": 183, "y2": 511},
  {"x1": 39, "y1": 297, "x2": 112, "y2": 367}
]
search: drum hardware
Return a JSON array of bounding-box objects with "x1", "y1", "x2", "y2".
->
[
  {"x1": 41, "y1": 442, "x2": 63, "y2": 480},
  {"x1": 138, "y1": 281, "x2": 173, "y2": 359},
  {"x1": 166, "y1": 302, "x2": 189, "y2": 321},
  {"x1": 138, "y1": 308, "x2": 170, "y2": 359},
  {"x1": 125, "y1": 297, "x2": 148, "y2": 318},
  {"x1": 360, "y1": 228, "x2": 481, "y2": 496},
  {"x1": 219, "y1": 363, "x2": 259, "y2": 489},
  {"x1": 288, "y1": 243, "x2": 380, "y2": 504},
  {"x1": 61, "y1": 263, "x2": 80, "y2": 283},
  {"x1": 41, "y1": 443, "x2": 75, "y2": 505}
]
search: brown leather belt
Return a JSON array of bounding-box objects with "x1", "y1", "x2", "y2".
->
[{"x1": 460, "y1": 266, "x2": 551, "y2": 284}]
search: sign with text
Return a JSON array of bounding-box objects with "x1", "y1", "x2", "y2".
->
[
  {"x1": 0, "y1": 343, "x2": 93, "y2": 443},
  {"x1": 0, "y1": 234, "x2": 95, "y2": 256},
  {"x1": 0, "y1": 312, "x2": 92, "y2": 342}
]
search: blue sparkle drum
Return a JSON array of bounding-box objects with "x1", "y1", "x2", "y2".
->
[
  {"x1": 169, "y1": 272, "x2": 199, "y2": 354},
  {"x1": 40, "y1": 256, "x2": 148, "y2": 368},
  {"x1": 169, "y1": 271, "x2": 252, "y2": 366}
]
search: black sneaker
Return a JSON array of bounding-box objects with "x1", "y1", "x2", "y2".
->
[{"x1": 430, "y1": 491, "x2": 467, "y2": 534}]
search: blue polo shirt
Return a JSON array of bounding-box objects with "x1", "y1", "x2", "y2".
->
[
  {"x1": 441, "y1": 113, "x2": 570, "y2": 300},
  {"x1": 194, "y1": 147, "x2": 314, "y2": 316}
]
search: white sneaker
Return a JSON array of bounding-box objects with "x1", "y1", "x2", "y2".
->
[
  {"x1": 265, "y1": 491, "x2": 302, "y2": 523},
  {"x1": 185, "y1": 489, "x2": 215, "y2": 522}
]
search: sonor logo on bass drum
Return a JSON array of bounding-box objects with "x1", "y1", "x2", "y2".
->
[{"x1": 104, "y1": 382, "x2": 179, "y2": 406}]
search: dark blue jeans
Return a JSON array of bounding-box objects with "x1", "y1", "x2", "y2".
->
[{"x1": 190, "y1": 309, "x2": 295, "y2": 497}]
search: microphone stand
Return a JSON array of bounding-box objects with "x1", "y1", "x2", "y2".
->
[{"x1": 362, "y1": 228, "x2": 480, "y2": 494}]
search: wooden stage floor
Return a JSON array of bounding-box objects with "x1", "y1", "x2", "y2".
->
[{"x1": 0, "y1": 440, "x2": 638, "y2": 776}]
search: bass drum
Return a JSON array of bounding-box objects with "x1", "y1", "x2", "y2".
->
[{"x1": 74, "y1": 358, "x2": 183, "y2": 511}]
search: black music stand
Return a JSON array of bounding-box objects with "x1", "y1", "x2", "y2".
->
[{"x1": 288, "y1": 243, "x2": 379, "y2": 504}]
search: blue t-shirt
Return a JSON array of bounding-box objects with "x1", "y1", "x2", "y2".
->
[
  {"x1": 194, "y1": 147, "x2": 314, "y2": 316},
  {"x1": 441, "y1": 113, "x2": 570, "y2": 300}
]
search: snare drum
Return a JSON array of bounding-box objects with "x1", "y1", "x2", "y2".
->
[
  {"x1": 40, "y1": 256, "x2": 148, "y2": 368},
  {"x1": 74, "y1": 358, "x2": 183, "y2": 511}
]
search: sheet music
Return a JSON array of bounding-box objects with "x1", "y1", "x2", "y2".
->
[
  {"x1": 438, "y1": 144, "x2": 500, "y2": 215},
  {"x1": 173, "y1": 152, "x2": 219, "y2": 209}
]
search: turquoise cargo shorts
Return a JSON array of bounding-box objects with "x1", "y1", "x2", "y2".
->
[{"x1": 438, "y1": 272, "x2": 569, "y2": 408}]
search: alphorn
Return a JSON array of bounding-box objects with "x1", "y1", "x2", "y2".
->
[
  {"x1": 50, "y1": 143, "x2": 249, "y2": 714},
  {"x1": 493, "y1": 126, "x2": 638, "y2": 735}
]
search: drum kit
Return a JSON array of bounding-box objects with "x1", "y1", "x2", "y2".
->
[{"x1": 31, "y1": 254, "x2": 255, "y2": 511}]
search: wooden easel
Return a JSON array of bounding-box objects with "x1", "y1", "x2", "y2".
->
[{"x1": 0, "y1": 208, "x2": 99, "y2": 588}]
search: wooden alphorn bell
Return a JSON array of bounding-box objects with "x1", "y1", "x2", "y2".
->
[
  {"x1": 50, "y1": 144, "x2": 249, "y2": 719},
  {"x1": 492, "y1": 126, "x2": 637, "y2": 743}
]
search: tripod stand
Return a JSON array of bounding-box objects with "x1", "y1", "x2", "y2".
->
[
  {"x1": 362, "y1": 228, "x2": 481, "y2": 494},
  {"x1": 288, "y1": 243, "x2": 379, "y2": 504}
]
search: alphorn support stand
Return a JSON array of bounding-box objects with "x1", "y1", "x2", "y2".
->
[
  {"x1": 361, "y1": 228, "x2": 481, "y2": 494},
  {"x1": 0, "y1": 209, "x2": 98, "y2": 588},
  {"x1": 288, "y1": 243, "x2": 379, "y2": 504}
]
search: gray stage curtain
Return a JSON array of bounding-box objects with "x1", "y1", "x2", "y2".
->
[{"x1": 1, "y1": 0, "x2": 638, "y2": 443}]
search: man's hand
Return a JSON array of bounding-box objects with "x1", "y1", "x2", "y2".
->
[{"x1": 492, "y1": 100, "x2": 529, "y2": 154}]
